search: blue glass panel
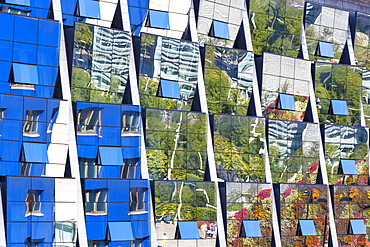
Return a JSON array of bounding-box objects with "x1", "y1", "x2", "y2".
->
[
  {"x1": 121, "y1": 136, "x2": 140, "y2": 147},
  {"x1": 0, "y1": 13, "x2": 14, "y2": 41},
  {"x1": 108, "y1": 180, "x2": 129, "y2": 202},
  {"x1": 7, "y1": 176, "x2": 31, "y2": 201},
  {"x1": 78, "y1": 0, "x2": 101, "y2": 19},
  {"x1": 108, "y1": 203, "x2": 130, "y2": 221},
  {"x1": 29, "y1": 8, "x2": 49, "y2": 19},
  {"x1": 13, "y1": 42, "x2": 37, "y2": 64},
  {"x1": 317, "y1": 41, "x2": 334, "y2": 58},
  {"x1": 99, "y1": 166, "x2": 120, "y2": 178},
  {"x1": 340, "y1": 159, "x2": 357, "y2": 175},
  {"x1": 34, "y1": 85, "x2": 54, "y2": 98},
  {"x1": 0, "y1": 40, "x2": 13, "y2": 61},
  {"x1": 13, "y1": 63, "x2": 39, "y2": 85},
  {"x1": 38, "y1": 66, "x2": 58, "y2": 86},
  {"x1": 349, "y1": 219, "x2": 367, "y2": 235},
  {"x1": 101, "y1": 104, "x2": 121, "y2": 127},
  {"x1": 37, "y1": 46, "x2": 59, "y2": 67},
  {"x1": 177, "y1": 221, "x2": 200, "y2": 239},
  {"x1": 7, "y1": 202, "x2": 30, "y2": 221},
  {"x1": 14, "y1": 16, "x2": 38, "y2": 44},
  {"x1": 60, "y1": 0, "x2": 77, "y2": 15},
  {"x1": 158, "y1": 80, "x2": 181, "y2": 99},
  {"x1": 85, "y1": 178, "x2": 107, "y2": 190},
  {"x1": 86, "y1": 221, "x2": 107, "y2": 240},
  {"x1": 2, "y1": 120, "x2": 22, "y2": 141},
  {"x1": 38, "y1": 19, "x2": 60, "y2": 47},
  {"x1": 31, "y1": 0, "x2": 52, "y2": 9},
  {"x1": 6, "y1": 0, "x2": 30, "y2": 6},
  {"x1": 7, "y1": 222, "x2": 30, "y2": 243},
  {"x1": 331, "y1": 100, "x2": 348, "y2": 115},
  {"x1": 99, "y1": 146, "x2": 123, "y2": 165},
  {"x1": 32, "y1": 222, "x2": 54, "y2": 242},
  {"x1": 278, "y1": 94, "x2": 296, "y2": 110},
  {"x1": 0, "y1": 81, "x2": 10, "y2": 94},
  {"x1": 131, "y1": 220, "x2": 150, "y2": 239},
  {"x1": 2, "y1": 141, "x2": 22, "y2": 163},
  {"x1": 108, "y1": 222, "x2": 134, "y2": 241},
  {"x1": 32, "y1": 177, "x2": 54, "y2": 201},
  {"x1": 242, "y1": 220, "x2": 262, "y2": 237},
  {"x1": 0, "y1": 61, "x2": 11, "y2": 82},
  {"x1": 1, "y1": 95, "x2": 23, "y2": 119},
  {"x1": 78, "y1": 145, "x2": 98, "y2": 158},
  {"x1": 299, "y1": 220, "x2": 317, "y2": 236},
  {"x1": 23, "y1": 142, "x2": 49, "y2": 163},
  {"x1": 129, "y1": 7, "x2": 148, "y2": 36},
  {"x1": 148, "y1": 10, "x2": 170, "y2": 29},
  {"x1": 211, "y1": 20, "x2": 230, "y2": 39},
  {"x1": 122, "y1": 147, "x2": 140, "y2": 159},
  {"x1": 127, "y1": 0, "x2": 149, "y2": 8}
]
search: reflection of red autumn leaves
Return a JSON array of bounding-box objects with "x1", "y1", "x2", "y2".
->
[{"x1": 307, "y1": 162, "x2": 319, "y2": 174}]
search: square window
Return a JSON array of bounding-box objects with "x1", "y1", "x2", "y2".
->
[
  {"x1": 176, "y1": 221, "x2": 200, "y2": 239},
  {"x1": 157, "y1": 79, "x2": 181, "y2": 99},
  {"x1": 108, "y1": 222, "x2": 134, "y2": 241},
  {"x1": 98, "y1": 146, "x2": 123, "y2": 166},
  {"x1": 316, "y1": 41, "x2": 334, "y2": 58},
  {"x1": 242, "y1": 220, "x2": 262, "y2": 237},
  {"x1": 147, "y1": 10, "x2": 170, "y2": 29},
  {"x1": 298, "y1": 220, "x2": 317, "y2": 236},
  {"x1": 210, "y1": 20, "x2": 230, "y2": 39},
  {"x1": 22, "y1": 142, "x2": 49, "y2": 163},
  {"x1": 278, "y1": 93, "x2": 296, "y2": 111},
  {"x1": 13, "y1": 63, "x2": 39, "y2": 85},
  {"x1": 77, "y1": 0, "x2": 101, "y2": 19},
  {"x1": 349, "y1": 219, "x2": 367, "y2": 235},
  {"x1": 331, "y1": 100, "x2": 348, "y2": 115},
  {"x1": 122, "y1": 111, "x2": 140, "y2": 135},
  {"x1": 339, "y1": 159, "x2": 357, "y2": 175}
]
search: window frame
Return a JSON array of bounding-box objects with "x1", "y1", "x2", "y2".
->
[
  {"x1": 23, "y1": 110, "x2": 43, "y2": 137},
  {"x1": 25, "y1": 189, "x2": 44, "y2": 217},
  {"x1": 85, "y1": 188, "x2": 108, "y2": 215},
  {"x1": 77, "y1": 107, "x2": 101, "y2": 136},
  {"x1": 129, "y1": 187, "x2": 148, "y2": 215},
  {"x1": 121, "y1": 111, "x2": 140, "y2": 136}
]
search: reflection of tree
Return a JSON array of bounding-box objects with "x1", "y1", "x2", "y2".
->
[
  {"x1": 74, "y1": 23, "x2": 93, "y2": 50},
  {"x1": 154, "y1": 181, "x2": 217, "y2": 221}
]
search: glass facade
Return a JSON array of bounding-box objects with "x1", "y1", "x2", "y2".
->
[{"x1": 0, "y1": 0, "x2": 370, "y2": 246}]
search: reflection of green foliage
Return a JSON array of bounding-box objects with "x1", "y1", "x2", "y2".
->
[
  {"x1": 249, "y1": 0, "x2": 303, "y2": 56},
  {"x1": 74, "y1": 22, "x2": 93, "y2": 49},
  {"x1": 315, "y1": 63, "x2": 363, "y2": 125}
]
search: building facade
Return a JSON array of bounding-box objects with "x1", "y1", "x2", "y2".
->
[{"x1": 0, "y1": 0, "x2": 370, "y2": 246}]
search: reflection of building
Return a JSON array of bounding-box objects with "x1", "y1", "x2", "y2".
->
[{"x1": 2, "y1": 0, "x2": 370, "y2": 246}]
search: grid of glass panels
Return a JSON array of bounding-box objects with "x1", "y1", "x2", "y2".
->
[
  {"x1": 333, "y1": 185, "x2": 370, "y2": 246},
  {"x1": 60, "y1": 0, "x2": 103, "y2": 27},
  {"x1": 0, "y1": 13, "x2": 60, "y2": 98},
  {"x1": 268, "y1": 120, "x2": 320, "y2": 184},
  {"x1": 362, "y1": 70, "x2": 370, "y2": 127},
  {"x1": 83, "y1": 179, "x2": 150, "y2": 246},
  {"x1": 146, "y1": 108, "x2": 207, "y2": 181},
  {"x1": 154, "y1": 180, "x2": 217, "y2": 246},
  {"x1": 71, "y1": 22, "x2": 131, "y2": 104},
  {"x1": 0, "y1": 95, "x2": 67, "y2": 176},
  {"x1": 197, "y1": 0, "x2": 244, "y2": 47},
  {"x1": 0, "y1": 0, "x2": 52, "y2": 19},
  {"x1": 279, "y1": 184, "x2": 330, "y2": 246},
  {"x1": 248, "y1": 0, "x2": 304, "y2": 56},
  {"x1": 139, "y1": 33, "x2": 199, "y2": 111},
  {"x1": 354, "y1": 13, "x2": 370, "y2": 69},
  {"x1": 305, "y1": 3, "x2": 348, "y2": 61},
  {"x1": 225, "y1": 182, "x2": 273, "y2": 246},
  {"x1": 213, "y1": 115, "x2": 266, "y2": 182},
  {"x1": 6, "y1": 176, "x2": 77, "y2": 246},
  {"x1": 323, "y1": 124, "x2": 369, "y2": 185},
  {"x1": 204, "y1": 45, "x2": 254, "y2": 115},
  {"x1": 127, "y1": 0, "x2": 149, "y2": 36},
  {"x1": 314, "y1": 62, "x2": 363, "y2": 125},
  {"x1": 261, "y1": 53, "x2": 311, "y2": 121},
  {"x1": 75, "y1": 102, "x2": 142, "y2": 179}
]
